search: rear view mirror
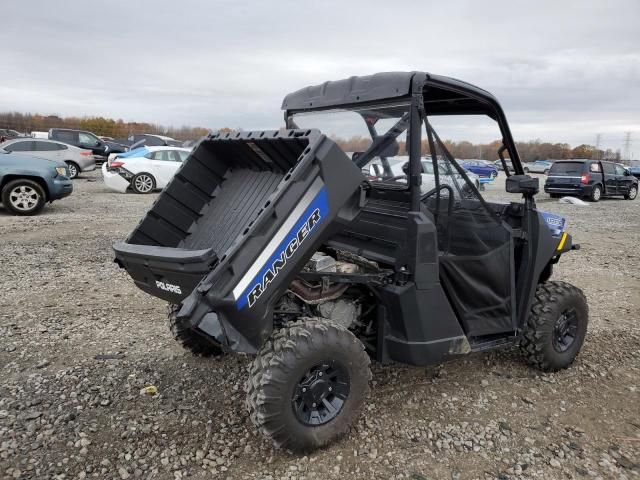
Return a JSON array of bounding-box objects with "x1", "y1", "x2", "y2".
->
[
  {"x1": 506, "y1": 174, "x2": 539, "y2": 195},
  {"x1": 378, "y1": 140, "x2": 399, "y2": 158}
]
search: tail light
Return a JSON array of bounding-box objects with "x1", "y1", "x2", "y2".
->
[
  {"x1": 110, "y1": 161, "x2": 125, "y2": 168},
  {"x1": 581, "y1": 174, "x2": 589, "y2": 185},
  {"x1": 80, "y1": 151, "x2": 92, "y2": 157}
]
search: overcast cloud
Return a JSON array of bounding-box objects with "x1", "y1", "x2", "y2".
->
[{"x1": 2, "y1": 0, "x2": 639, "y2": 153}]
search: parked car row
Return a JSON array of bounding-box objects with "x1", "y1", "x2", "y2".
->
[{"x1": 1, "y1": 139, "x2": 636, "y2": 216}]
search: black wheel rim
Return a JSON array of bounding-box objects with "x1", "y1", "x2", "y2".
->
[
  {"x1": 292, "y1": 361, "x2": 350, "y2": 426},
  {"x1": 552, "y1": 308, "x2": 579, "y2": 353}
]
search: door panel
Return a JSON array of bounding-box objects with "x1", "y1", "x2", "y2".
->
[
  {"x1": 602, "y1": 162, "x2": 617, "y2": 194},
  {"x1": 150, "y1": 150, "x2": 182, "y2": 188},
  {"x1": 614, "y1": 164, "x2": 631, "y2": 194}
]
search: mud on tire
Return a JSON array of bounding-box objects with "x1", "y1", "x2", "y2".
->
[
  {"x1": 245, "y1": 319, "x2": 371, "y2": 452},
  {"x1": 168, "y1": 304, "x2": 225, "y2": 357},
  {"x1": 519, "y1": 281, "x2": 588, "y2": 372}
]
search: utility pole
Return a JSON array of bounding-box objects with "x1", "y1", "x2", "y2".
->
[{"x1": 623, "y1": 132, "x2": 632, "y2": 161}]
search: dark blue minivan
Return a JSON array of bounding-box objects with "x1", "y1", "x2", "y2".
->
[{"x1": 544, "y1": 160, "x2": 638, "y2": 202}]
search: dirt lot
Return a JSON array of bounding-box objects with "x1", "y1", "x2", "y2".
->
[{"x1": 1, "y1": 170, "x2": 639, "y2": 480}]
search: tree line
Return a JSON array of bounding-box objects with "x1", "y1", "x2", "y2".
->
[
  {"x1": 0, "y1": 112, "x2": 209, "y2": 141},
  {"x1": 0, "y1": 111, "x2": 621, "y2": 162},
  {"x1": 331, "y1": 135, "x2": 622, "y2": 163}
]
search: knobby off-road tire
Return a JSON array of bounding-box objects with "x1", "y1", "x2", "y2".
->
[
  {"x1": 245, "y1": 319, "x2": 371, "y2": 452},
  {"x1": 520, "y1": 281, "x2": 588, "y2": 372},
  {"x1": 167, "y1": 304, "x2": 225, "y2": 357}
]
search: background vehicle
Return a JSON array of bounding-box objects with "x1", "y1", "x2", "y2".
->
[
  {"x1": 102, "y1": 146, "x2": 191, "y2": 193},
  {"x1": 544, "y1": 159, "x2": 638, "y2": 201},
  {"x1": 0, "y1": 138, "x2": 95, "y2": 179},
  {"x1": 114, "y1": 72, "x2": 589, "y2": 452},
  {"x1": 49, "y1": 128, "x2": 128, "y2": 161},
  {"x1": 0, "y1": 128, "x2": 25, "y2": 141},
  {"x1": 524, "y1": 160, "x2": 553, "y2": 174},
  {"x1": 366, "y1": 157, "x2": 481, "y2": 193},
  {"x1": 115, "y1": 133, "x2": 182, "y2": 149},
  {"x1": 0, "y1": 151, "x2": 72, "y2": 215},
  {"x1": 494, "y1": 158, "x2": 515, "y2": 172},
  {"x1": 628, "y1": 166, "x2": 640, "y2": 180},
  {"x1": 459, "y1": 159, "x2": 498, "y2": 182}
]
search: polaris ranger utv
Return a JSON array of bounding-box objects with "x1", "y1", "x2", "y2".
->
[{"x1": 114, "y1": 72, "x2": 588, "y2": 452}]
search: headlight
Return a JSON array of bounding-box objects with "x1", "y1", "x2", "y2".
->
[{"x1": 56, "y1": 167, "x2": 67, "y2": 177}]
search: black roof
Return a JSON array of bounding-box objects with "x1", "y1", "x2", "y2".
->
[{"x1": 282, "y1": 71, "x2": 500, "y2": 114}]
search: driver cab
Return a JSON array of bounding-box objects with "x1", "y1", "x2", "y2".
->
[{"x1": 284, "y1": 72, "x2": 534, "y2": 343}]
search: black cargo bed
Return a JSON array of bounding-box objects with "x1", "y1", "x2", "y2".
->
[
  {"x1": 114, "y1": 129, "x2": 365, "y2": 352},
  {"x1": 181, "y1": 169, "x2": 283, "y2": 252}
]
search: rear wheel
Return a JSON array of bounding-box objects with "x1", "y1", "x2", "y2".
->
[
  {"x1": 524, "y1": 167, "x2": 530, "y2": 173},
  {"x1": 589, "y1": 184, "x2": 602, "y2": 202},
  {"x1": 624, "y1": 184, "x2": 637, "y2": 200},
  {"x1": 1, "y1": 179, "x2": 46, "y2": 216},
  {"x1": 544, "y1": 169, "x2": 550, "y2": 175},
  {"x1": 131, "y1": 172, "x2": 156, "y2": 194},
  {"x1": 168, "y1": 304, "x2": 225, "y2": 357},
  {"x1": 520, "y1": 281, "x2": 588, "y2": 371},
  {"x1": 246, "y1": 319, "x2": 371, "y2": 452},
  {"x1": 65, "y1": 161, "x2": 80, "y2": 179}
]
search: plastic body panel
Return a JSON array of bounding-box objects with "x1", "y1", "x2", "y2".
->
[{"x1": 114, "y1": 129, "x2": 366, "y2": 353}]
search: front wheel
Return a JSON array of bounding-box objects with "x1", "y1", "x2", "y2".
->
[
  {"x1": 1, "y1": 179, "x2": 46, "y2": 216},
  {"x1": 519, "y1": 281, "x2": 588, "y2": 371},
  {"x1": 624, "y1": 184, "x2": 637, "y2": 200},
  {"x1": 246, "y1": 319, "x2": 371, "y2": 452},
  {"x1": 131, "y1": 172, "x2": 156, "y2": 194}
]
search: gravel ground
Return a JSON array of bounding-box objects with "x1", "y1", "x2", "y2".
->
[{"x1": 0, "y1": 170, "x2": 638, "y2": 480}]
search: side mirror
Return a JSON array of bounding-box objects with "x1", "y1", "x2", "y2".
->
[
  {"x1": 506, "y1": 174, "x2": 539, "y2": 195},
  {"x1": 624, "y1": 169, "x2": 631, "y2": 176}
]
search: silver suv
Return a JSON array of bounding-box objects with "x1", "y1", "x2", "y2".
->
[{"x1": 0, "y1": 138, "x2": 96, "y2": 179}]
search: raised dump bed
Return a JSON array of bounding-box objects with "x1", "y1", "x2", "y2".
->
[{"x1": 114, "y1": 129, "x2": 365, "y2": 349}]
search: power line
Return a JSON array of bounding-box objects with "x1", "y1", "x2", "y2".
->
[{"x1": 594, "y1": 133, "x2": 602, "y2": 160}]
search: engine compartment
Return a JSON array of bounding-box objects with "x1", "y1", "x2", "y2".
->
[{"x1": 274, "y1": 251, "x2": 381, "y2": 353}]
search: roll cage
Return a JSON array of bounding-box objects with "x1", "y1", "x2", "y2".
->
[{"x1": 283, "y1": 71, "x2": 527, "y2": 209}]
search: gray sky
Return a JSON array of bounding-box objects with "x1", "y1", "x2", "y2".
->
[{"x1": 2, "y1": 0, "x2": 639, "y2": 153}]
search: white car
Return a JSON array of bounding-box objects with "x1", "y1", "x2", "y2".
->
[{"x1": 102, "y1": 146, "x2": 191, "y2": 193}]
